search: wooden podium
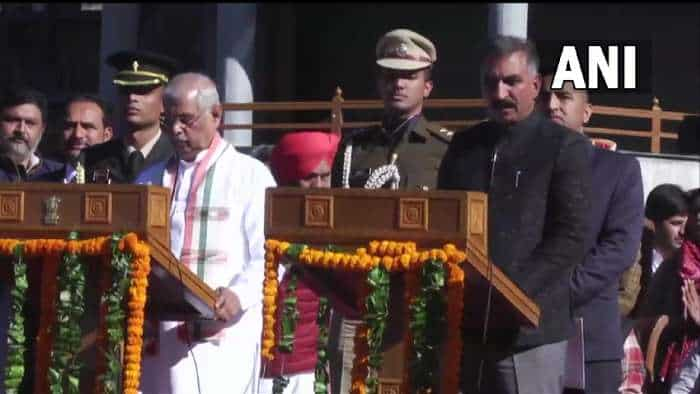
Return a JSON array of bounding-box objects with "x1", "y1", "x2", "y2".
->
[
  {"x1": 265, "y1": 187, "x2": 541, "y2": 391},
  {"x1": 0, "y1": 183, "x2": 217, "y2": 392}
]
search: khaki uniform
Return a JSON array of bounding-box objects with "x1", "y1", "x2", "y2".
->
[{"x1": 332, "y1": 115, "x2": 451, "y2": 190}]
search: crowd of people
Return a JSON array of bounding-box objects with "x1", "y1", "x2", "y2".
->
[{"x1": 0, "y1": 26, "x2": 698, "y2": 394}]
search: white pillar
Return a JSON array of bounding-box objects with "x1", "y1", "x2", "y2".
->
[
  {"x1": 215, "y1": 4, "x2": 256, "y2": 147},
  {"x1": 488, "y1": 3, "x2": 528, "y2": 39},
  {"x1": 98, "y1": 4, "x2": 141, "y2": 136}
]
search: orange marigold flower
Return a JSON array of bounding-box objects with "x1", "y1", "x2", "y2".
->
[
  {"x1": 382, "y1": 256, "x2": 394, "y2": 271},
  {"x1": 278, "y1": 242, "x2": 290, "y2": 253},
  {"x1": 387, "y1": 241, "x2": 397, "y2": 256},
  {"x1": 368, "y1": 241, "x2": 379, "y2": 255},
  {"x1": 378, "y1": 240, "x2": 389, "y2": 255},
  {"x1": 400, "y1": 254, "x2": 411, "y2": 270}
]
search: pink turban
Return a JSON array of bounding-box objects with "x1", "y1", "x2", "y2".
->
[{"x1": 270, "y1": 131, "x2": 340, "y2": 185}]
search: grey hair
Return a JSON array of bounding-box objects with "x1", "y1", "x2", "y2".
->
[
  {"x1": 480, "y1": 35, "x2": 540, "y2": 79},
  {"x1": 164, "y1": 72, "x2": 221, "y2": 112},
  {"x1": 195, "y1": 86, "x2": 220, "y2": 113}
]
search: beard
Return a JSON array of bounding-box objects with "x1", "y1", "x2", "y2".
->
[{"x1": 0, "y1": 134, "x2": 36, "y2": 165}]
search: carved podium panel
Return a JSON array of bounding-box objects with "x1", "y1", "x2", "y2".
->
[
  {"x1": 265, "y1": 187, "x2": 540, "y2": 391},
  {"x1": 0, "y1": 183, "x2": 216, "y2": 320}
]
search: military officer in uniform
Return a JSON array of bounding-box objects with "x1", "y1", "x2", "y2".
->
[
  {"x1": 83, "y1": 49, "x2": 179, "y2": 183},
  {"x1": 329, "y1": 28, "x2": 451, "y2": 394},
  {"x1": 332, "y1": 28, "x2": 452, "y2": 191}
]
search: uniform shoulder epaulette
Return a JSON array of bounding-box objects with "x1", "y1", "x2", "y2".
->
[
  {"x1": 425, "y1": 122, "x2": 454, "y2": 143},
  {"x1": 342, "y1": 126, "x2": 378, "y2": 145}
]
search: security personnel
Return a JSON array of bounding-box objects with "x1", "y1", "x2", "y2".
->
[
  {"x1": 328, "y1": 28, "x2": 451, "y2": 394},
  {"x1": 332, "y1": 28, "x2": 452, "y2": 191},
  {"x1": 84, "y1": 49, "x2": 179, "y2": 183}
]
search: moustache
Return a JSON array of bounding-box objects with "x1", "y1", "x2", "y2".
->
[
  {"x1": 8, "y1": 135, "x2": 28, "y2": 145},
  {"x1": 67, "y1": 136, "x2": 86, "y2": 144},
  {"x1": 492, "y1": 100, "x2": 516, "y2": 110}
]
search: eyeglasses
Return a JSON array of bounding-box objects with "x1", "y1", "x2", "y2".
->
[{"x1": 165, "y1": 112, "x2": 203, "y2": 129}]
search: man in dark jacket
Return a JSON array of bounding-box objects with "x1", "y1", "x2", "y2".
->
[
  {"x1": 438, "y1": 36, "x2": 591, "y2": 394},
  {"x1": 538, "y1": 70, "x2": 644, "y2": 393},
  {"x1": 83, "y1": 49, "x2": 178, "y2": 183},
  {"x1": 0, "y1": 86, "x2": 72, "y2": 182}
]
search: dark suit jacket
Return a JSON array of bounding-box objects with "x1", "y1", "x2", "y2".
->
[
  {"x1": 570, "y1": 147, "x2": 644, "y2": 361},
  {"x1": 0, "y1": 155, "x2": 71, "y2": 182},
  {"x1": 83, "y1": 131, "x2": 174, "y2": 184},
  {"x1": 438, "y1": 112, "x2": 591, "y2": 351}
]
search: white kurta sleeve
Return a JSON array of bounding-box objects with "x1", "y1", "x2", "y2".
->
[{"x1": 229, "y1": 164, "x2": 276, "y2": 312}]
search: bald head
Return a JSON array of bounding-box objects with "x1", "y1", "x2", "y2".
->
[
  {"x1": 164, "y1": 72, "x2": 221, "y2": 113},
  {"x1": 162, "y1": 72, "x2": 223, "y2": 161}
]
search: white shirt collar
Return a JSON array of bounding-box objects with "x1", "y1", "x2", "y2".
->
[
  {"x1": 27, "y1": 153, "x2": 41, "y2": 172},
  {"x1": 127, "y1": 129, "x2": 162, "y2": 158},
  {"x1": 178, "y1": 149, "x2": 208, "y2": 169}
]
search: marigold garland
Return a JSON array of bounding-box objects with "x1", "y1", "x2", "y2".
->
[
  {"x1": 262, "y1": 240, "x2": 282, "y2": 360},
  {"x1": 0, "y1": 233, "x2": 149, "y2": 394},
  {"x1": 121, "y1": 233, "x2": 151, "y2": 394},
  {"x1": 262, "y1": 239, "x2": 468, "y2": 394}
]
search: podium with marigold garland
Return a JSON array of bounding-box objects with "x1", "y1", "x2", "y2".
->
[
  {"x1": 0, "y1": 183, "x2": 217, "y2": 394},
  {"x1": 263, "y1": 187, "x2": 541, "y2": 394}
]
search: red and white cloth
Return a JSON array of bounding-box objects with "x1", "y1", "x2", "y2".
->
[{"x1": 620, "y1": 330, "x2": 646, "y2": 394}]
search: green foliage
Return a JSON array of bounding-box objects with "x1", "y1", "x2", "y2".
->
[
  {"x1": 364, "y1": 265, "x2": 390, "y2": 394},
  {"x1": 314, "y1": 297, "x2": 330, "y2": 394},
  {"x1": 285, "y1": 244, "x2": 307, "y2": 260},
  {"x1": 272, "y1": 375, "x2": 289, "y2": 394},
  {"x1": 48, "y1": 231, "x2": 86, "y2": 394},
  {"x1": 277, "y1": 270, "x2": 299, "y2": 353},
  {"x1": 96, "y1": 233, "x2": 132, "y2": 394},
  {"x1": 408, "y1": 259, "x2": 447, "y2": 393},
  {"x1": 5, "y1": 244, "x2": 26, "y2": 394}
]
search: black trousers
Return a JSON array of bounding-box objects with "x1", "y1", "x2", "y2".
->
[{"x1": 461, "y1": 340, "x2": 568, "y2": 394}]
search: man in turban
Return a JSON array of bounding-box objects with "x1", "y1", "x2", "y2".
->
[
  {"x1": 261, "y1": 130, "x2": 358, "y2": 394},
  {"x1": 270, "y1": 131, "x2": 340, "y2": 188}
]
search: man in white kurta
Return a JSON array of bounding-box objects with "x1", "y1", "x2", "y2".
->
[{"x1": 138, "y1": 73, "x2": 276, "y2": 394}]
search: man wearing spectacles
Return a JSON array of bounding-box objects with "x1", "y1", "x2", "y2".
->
[
  {"x1": 134, "y1": 72, "x2": 276, "y2": 394},
  {"x1": 83, "y1": 49, "x2": 179, "y2": 183}
]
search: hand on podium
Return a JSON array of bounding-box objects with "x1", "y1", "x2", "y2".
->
[{"x1": 214, "y1": 287, "x2": 242, "y2": 322}]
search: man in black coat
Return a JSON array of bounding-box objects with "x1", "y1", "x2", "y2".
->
[
  {"x1": 438, "y1": 36, "x2": 591, "y2": 394},
  {"x1": 538, "y1": 71, "x2": 644, "y2": 393},
  {"x1": 83, "y1": 50, "x2": 178, "y2": 183},
  {"x1": 0, "y1": 86, "x2": 73, "y2": 182}
]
